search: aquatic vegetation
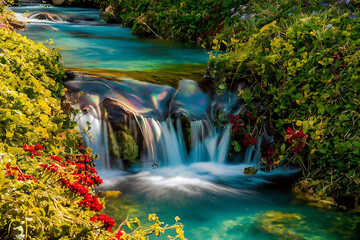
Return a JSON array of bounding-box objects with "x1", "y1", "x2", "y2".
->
[{"x1": 253, "y1": 211, "x2": 310, "y2": 240}]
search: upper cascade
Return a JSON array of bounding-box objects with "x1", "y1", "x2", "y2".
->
[
  {"x1": 65, "y1": 75, "x2": 263, "y2": 170},
  {"x1": 65, "y1": 76, "x2": 238, "y2": 121}
]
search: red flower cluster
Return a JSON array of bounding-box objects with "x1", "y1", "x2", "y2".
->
[
  {"x1": 74, "y1": 173, "x2": 102, "y2": 187},
  {"x1": 228, "y1": 113, "x2": 244, "y2": 132},
  {"x1": 243, "y1": 133, "x2": 258, "y2": 148},
  {"x1": 41, "y1": 154, "x2": 104, "y2": 212},
  {"x1": 285, "y1": 127, "x2": 307, "y2": 152},
  {"x1": 79, "y1": 194, "x2": 103, "y2": 212},
  {"x1": 6, "y1": 164, "x2": 37, "y2": 182},
  {"x1": 265, "y1": 149, "x2": 276, "y2": 164},
  {"x1": 50, "y1": 156, "x2": 63, "y2": 162},
  {"x1": 40, "y1": 163, "x2": 60, "y2": 173},
  {"x1": 61, "y1": 179, "x2": 89, "y2": 195},
  {"x1": 90, "y1": 214, "x2": 116, "y2": 232},
  {"x1": 227, "y1": 112, "x2": 256, "y2": 132},
  {"x1": 23, "y1": 144, "x2": 44, "y2": 158}
]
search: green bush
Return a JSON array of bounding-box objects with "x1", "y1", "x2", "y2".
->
[
  {"x1": 99, "y1": 0, "x2": 246, "y2": 43},
  {"x1": 208, "y1": 1, "x2": 360, "y2": 203}
]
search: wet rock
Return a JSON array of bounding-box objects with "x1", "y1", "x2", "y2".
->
[
  {"x1": 28, "y1": 12, "x2": 63, "y2": 22},
  {"x1": 8, "y1": 19, "x2": 25, "y2": 30}
]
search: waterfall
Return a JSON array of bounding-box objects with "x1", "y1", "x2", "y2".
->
[
  {"x1": 133, "y1": 116, "x2": 231, "y2": 167},
  {"x1": 65, "y1": 77, "x2": 264, "y2": 170},
  {"x1": 76, "y1": 105, "x2": 111, "y2": 170}
]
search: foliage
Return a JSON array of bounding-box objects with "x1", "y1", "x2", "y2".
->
[
  {"x1": 98, "y1": 0, "x2": 246, "y2": 44},
  {"x1": 207, "y1": 0, "x2": 360, "y2": 203},
  {"x1": 0, "y1": 7, "x2": 187, "y2": 239}
]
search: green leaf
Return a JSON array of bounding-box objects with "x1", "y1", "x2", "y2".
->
[{"x1": 339, "y1": 114, "x2": 349, "y2": 121}]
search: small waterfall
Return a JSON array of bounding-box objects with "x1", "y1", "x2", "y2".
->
[
  {"x1": 76, "y1": 105, "x2": 111, "y2": 170},
  {"x1": 65, "y1": 77, "x2": 263, "y2": 170},
  {"x1": 244, "y1": 135, "x2": 263, "y2": 165},
  {"x1": 189, "y1": 120, "x2": 231, "y2": 163},
  {"x1": 133, "y1": 116, "x2": 231, "y2": 167}
]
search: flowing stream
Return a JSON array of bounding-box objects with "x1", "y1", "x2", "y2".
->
[{"x1": 11, "y1": 3, "x2": 360, "y2": 240}]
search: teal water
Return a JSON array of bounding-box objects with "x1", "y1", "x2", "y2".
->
[
  {"x1": 11, "y1": 4, "x2": 360, "y2": 240},
  {"x1": 11, "y1": 4, "x2": 209, "y2": 71},
  {"x1": 99, "y1": 164, "x2": 360, "y2": 240}
]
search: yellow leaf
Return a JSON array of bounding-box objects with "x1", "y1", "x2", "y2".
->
[
  {"x1": 126, "y1": 220, "x2": 132, "y2": 230},
  {"x1": 318, "y1": 60, "x2": 325, "y2": 66},
  {"x1": 296, "y1": 120, "x2": 303, "y2": 126}
]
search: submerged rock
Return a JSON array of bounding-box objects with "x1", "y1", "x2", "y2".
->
[{"x1": 254, "y1": 211, "x2": 308, "y2": 240}]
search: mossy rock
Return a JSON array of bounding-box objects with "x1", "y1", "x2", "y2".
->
[{"x1": 244, "y1": 167, "x2": 258, "y2": 175}]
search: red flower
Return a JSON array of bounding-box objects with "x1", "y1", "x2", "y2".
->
[
  {"x1": 6, "y1": 164, "x2": 37, "y2": 182},
  {"x1": 90, "y1": 214, "x2": 116, "y2": 232},
  {"x1": 115, "y1": 230, "x2": 124, "y2": 239},
  {"x1": 50, "y1": 156, "x2": 63, "y2": 162},
  {"x1": 34, "y1": 143, "x2": 45, "y2": 151},
  {"x1": 23, "y1": 144, "x2": 43, "y2": 156},
  {"x1": 285, "y1": 127, "x2": 307, "y2": 152},
  {"x1": 243, "y1": 133, "x2": 258, "y2": 148}
]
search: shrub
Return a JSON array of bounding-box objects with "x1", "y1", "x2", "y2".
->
[{"x1": 208, "y1": 1, "x2": 360, "y2": 203}]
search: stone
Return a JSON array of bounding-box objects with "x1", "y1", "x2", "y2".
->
[{"x1": 8, "y1": 19, "x2": 25, "y2": 30}]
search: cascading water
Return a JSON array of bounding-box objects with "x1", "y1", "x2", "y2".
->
[
  {"x1": 65, "y1": 75, "x2": 254, "y2": 170},
  {"x1": 75, "y1": 105, "x2": 111, "y2": 170}
]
